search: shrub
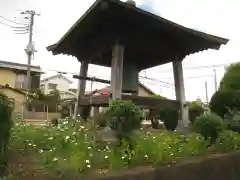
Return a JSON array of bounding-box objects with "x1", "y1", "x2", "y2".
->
[
  {"x1": 209, "y1": 90, "x2": 240, "y2": 118},
  {"x1": 193, "y1": 112, "x2": 225, "y2": 143},
  {"x1": 188, "y1": 101, "x2": 204, "y2": 123},
  {"x1": 106, "y1": 100, "x2": 143, "y2": 140},
  {"x1": 51, "y1": 118, "x2": 58, "y2": 126},
  {"x1": 0, "y1": 93, "x2": 13, "y2": 177},
  {"x1": 215, "y1": 130, "x2": 240, "y2": 152},
  {"x1": 225, "y1": 108, "x2": 240, "y2": 133},
  {"x1": 94, "y1": 111, "x2": 109, "y2": 127},
  {"x1": 159, "y1": 108, "x2": 179, "y2": 131},
  {"x1": 60, "y1": 104, "x2": 70, "y2": 118}
]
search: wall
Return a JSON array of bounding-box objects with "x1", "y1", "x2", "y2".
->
[
  {"x1": 84, "y1": 153, "x2": 240, "y2": 180},
  {"x1": 60, "y1": 91, "x2": 76, "y2": 100},
  {"x1": 41, "y1": 76, "x2": 70, "y2": 94},
  {"x1": 0, "y1": 68, "x2": 16, "y2": 87},
  {"x1": 0, "y1": 68, "x2": 40, "y2": 90},
  {"x1": 0, "y1": 88, "x2": 25, "y2": 112}
]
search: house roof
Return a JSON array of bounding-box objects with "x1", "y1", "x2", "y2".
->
[
  {"x1": 0, "y1": 60, "x2": 43, "y2": 73},
  {"x1": 41, "y1": 74, "x2": 73, "y2": 84},
  {"x1": 47, "y1": 0, "x2": 228, "y2": 70},
  {"x1": 0, "y1": 84, "x2": 26, "y2": 95},
  {"x1": 88, "y1": 82, "x2": 155, "y2": 96}
]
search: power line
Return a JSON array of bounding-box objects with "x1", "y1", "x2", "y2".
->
[
  {"x1": 40, "y1": 67, "x2": 222, "y2": 87},
  {"x1": 162, "y1": 75, "x2": 214, "y2": 80},
  {"x1": 156, "y1": 62, "x2": 237, "y2": 73},
  {"x1": 0, "y1": 20, "x2": 29, "y2": 34},
  {"x1": 0, "y1": 21, "x2": 14, "y2": 28},
  {"x1": 0, "y1": 15, "x2": 27, "y2": 25},
  {"x1": 41, "y1": 67, "x2": 174, "y2": 86}
]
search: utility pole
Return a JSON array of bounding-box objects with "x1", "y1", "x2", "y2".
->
[
  {"x1": 213, "y1": 69, "x2": 217, "y2": 92},
  {"x1": 21, "y1": 10, "x2": 39, "y2": 95},
  {"x1": 205, "y1": 81, "x2": 209, "y2": 104}
]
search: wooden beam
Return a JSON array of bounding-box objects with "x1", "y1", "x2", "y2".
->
[{"x1": 73, "y1": 75, "x2": 110, "y2": 84}]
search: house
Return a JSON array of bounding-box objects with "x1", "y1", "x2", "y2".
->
[
  {"x1": 40, "y1": 74, "x2": 75, "y2": 99},
  {"x1": 89, "y1": 82, "x2": 155, "y2": 97},
  {"x1": 0, "y1": 84, "x2": 25, "y2": 120},
  {"x1": 0, "y1": 60, "x2": 42, "y2": 90}
]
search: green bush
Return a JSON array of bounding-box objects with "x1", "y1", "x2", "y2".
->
[
  {"x1": 160, "y1": 108, "x2": 179, "y2": 131},
  {"x1": 193, "y1": 112, "x2": 225, "y2": 143},
  {"x1": 225, "y1": 108, "x2": 240, "y2": 133},
  {"x1": 188, "y1": 101, "x2": 204, "y2": 123},
  {"x1": 94, "y1": 111, "x2": 109, "y2": 127},
  {"x1": 0, "y1": 93, "x2": 13, "y2": 177},
  {"x1": 215, "y1": 130, "x2": 240, "y2": 152},
  {"x1": 209, "y1": 90, "x2": 240, "y2": 118},
  {"x1": 60, "y1": 104, "x2": 70, "y2": 118},
  {"x1": 51, "y1": 118, "x2": 58, "y2": 127},
  {"x1": 107, "y1": 100, "x2": 143, "y2": 140}
]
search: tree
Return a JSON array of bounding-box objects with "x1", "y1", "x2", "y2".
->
[
  {"x1": 188, "y1": 100, "x2": 204, "y2": 123},
  {"x1": 210, "y1": 62, "x2": 240, "y2": 129},
  {"x1": 219, "y1": 62, "x2": 240, "y2": 91}
]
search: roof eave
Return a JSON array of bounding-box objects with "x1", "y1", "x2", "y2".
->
[
  {"x1": 46, "y1": 0, "x2": 229, "y2": 58},
  {"x1": 46, "y1": 0, "x2": 102, "y2": 55}
]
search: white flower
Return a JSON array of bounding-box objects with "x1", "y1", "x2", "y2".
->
[
  {"x1": 65, "y1": 136, "x2": 70, "y2": 140},
  {"x1": 39, "y1": 150, "x2": 44, "y2": 153},
  {"x1": 121, "y1": 156, "x2": 125, "y2": 160},
  {"x1": 87, "y1": 164, "x2": 91, "y2": 168},
  {"x1": 53, "y1": 157, "x2": 58, "y2": 162},
  {"x1": 144, "y1": 154, "x2": 148, "y2": 158},
  {"x1": 85, "y1": 160, "x2": 90, "y2": 164},
  {"x1": 88, "y1": 146, "x2": 91, "y2": 150},
  {"x1": 104, "y1": 156, "x2": 108, "y2": 159},
  {"x1": 48, "y1": 137, "x2": 53, "y2": 140}
]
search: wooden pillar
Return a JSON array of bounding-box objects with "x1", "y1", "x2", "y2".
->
[
  {"x1": 110, "y1": 42, "x2": 124, "y2": 100},
  {"x1": 74, "y1": 60, "x2": 89, "y2": 118},
  {"x1": 173, "y1": 59, "x2": 189, "y2": 128},
  {"x1": 46, "y1": 105, "x2": 49, "y2": 121}
]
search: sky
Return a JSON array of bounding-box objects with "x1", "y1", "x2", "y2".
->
[{"x1": 0, "y1": 0, "x2": 239, "y2": 101}]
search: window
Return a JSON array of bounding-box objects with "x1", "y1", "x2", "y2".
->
[
  {"x1": 48, "y1": 83, "x2": 57, "y2": 90},
  {"x1": 15, "y1": 74, "x2": 28, "y2": 89}
]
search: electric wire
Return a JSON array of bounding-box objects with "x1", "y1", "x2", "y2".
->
[
  {"x1": 0, "y1": 15, "x2": 28, "y2": 26},
  {"x1": 0, "y1": 21, "x2": 14, "y2": 28}
]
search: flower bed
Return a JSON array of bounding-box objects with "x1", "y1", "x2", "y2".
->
[{"x1": 7, "y1": 119, "x2": 240, "y2": 180}]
